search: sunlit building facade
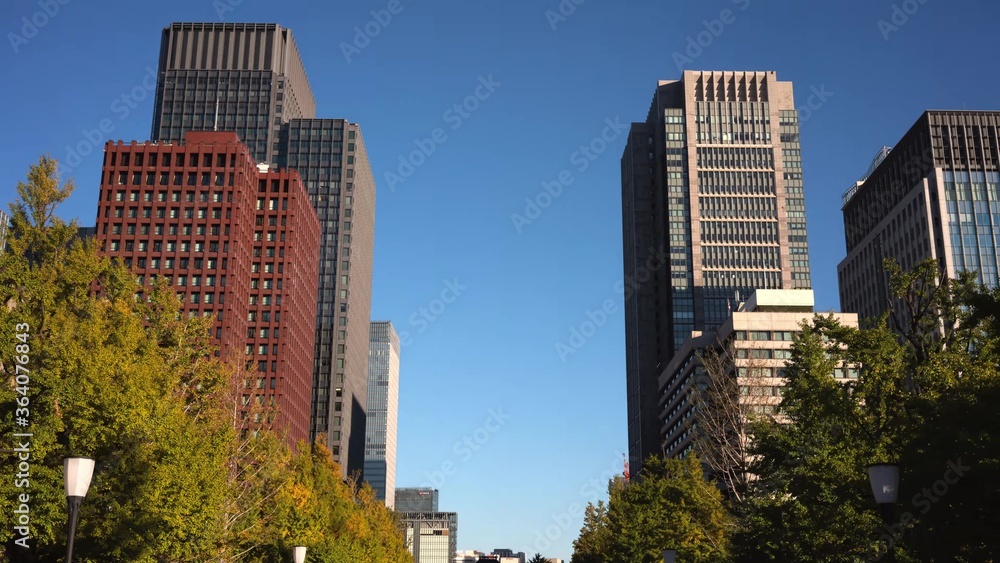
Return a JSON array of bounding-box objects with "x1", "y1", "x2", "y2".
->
[{"x1": 621, "y1": 71, "x2": 813, "y2": 472}]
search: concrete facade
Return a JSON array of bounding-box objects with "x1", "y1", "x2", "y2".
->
[
  {"x1": 401, "y1": 512, "x2": 458, "y2": 563},
  {"x1": 622, "y1": 71, "x2": 813, "y2": 472},
  {"x1": 838, "y1": 111, "x2": 1000, "y2": 322},
  {"x1": 657, "y1": 290, "x2": 858, "y2": 460}
]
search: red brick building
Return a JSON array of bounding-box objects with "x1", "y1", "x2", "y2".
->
[{"x1": 94, "y1": 131, "x2": 320, "y2": 444}]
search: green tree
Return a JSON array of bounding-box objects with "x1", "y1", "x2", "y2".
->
[
  {"x1": 1, "y1": 156, "x2": 416, "y2": 561},
  {"x1": 527, "y1": 553, "x2": 548, "y2": 563},
  {"x1": 570, "y1": 501, "x2": 610, "y2": 563},
  {"x1": 603, "y1": 455, "x2": 731, "y2": 563},
  {"x1": 0, "y1": 157, "x2": 237, "y2": 561},
  {"x1": 732, "y1": 314, "x2": 894, "y2": 561},
  {"x1": 734, "y1": 259, "x2": 1000, "y2": 561}
]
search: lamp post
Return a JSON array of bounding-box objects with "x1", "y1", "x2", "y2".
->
[
  {"x1": 868, "y1": 463, "x2": 899, "y2": 562},
  {"x1": 663, "y1": 549, "x2": 677, "y2": 563},
  {"x1": 292, "y1": 545, "x2": 307, "y2": 563},
  {"x1": 64, "y1": 457, "x2": 95, "y2": 563}
]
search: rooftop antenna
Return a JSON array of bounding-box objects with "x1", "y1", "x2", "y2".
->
[{"x1": 214, "y1": 97, "x2": 219, "y2": 131}]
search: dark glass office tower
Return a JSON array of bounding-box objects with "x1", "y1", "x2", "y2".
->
[
  {"x1": 151, "y1": 23, "x2": 316, "y2": 167},
  {"x1": 621, "y1": 71, "x2": 813, "y2": 472},
  {"x1": 839, "y1": 111, "x2": 1000, "y2": 321},
  {"x1": 278, "y1": 118, "x2": 377, "y2": 473},
  {"x1": 150, "y1": 23, "x2": 377, "y2": 476}
]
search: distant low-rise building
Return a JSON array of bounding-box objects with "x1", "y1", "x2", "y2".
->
[
  {"x1": 491, "y1": 548, "x2": 525, "y2": 563},
  {"x1": 400, "y1": 511, "x2": 457, "y2": 563},
  {"x1": 395, "y1": 487, "x2": 439, "y2": 512}
]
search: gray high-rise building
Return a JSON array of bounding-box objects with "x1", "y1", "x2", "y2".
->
[
  {"x1": 364, "y1": 321, "x2": 400, "y2": 507},
  {"x1": 151, "y1": 22, "x2": 315, "y2": 166},
  {"x1": 839, "y1": 111, "x2": 1000, "y2": 321},
  {"x1": 276, "y1": 117, "x2": 377, "y2": 476},
  {"x1": 621, "y1": 71, "x2": 812, "y2": 472},
  {"x1": 150, "y1": 22, "x2": 377, "y2": 477},
  {"x1": 395, "y1": 488, "x2": 439, "y2": 513}
]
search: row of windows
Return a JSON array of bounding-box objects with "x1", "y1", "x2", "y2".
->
[
  {"x1": 105, "y1": 206, "x2": 228, "y2": 220},
  {"x1": 176, "y1": 291, "x2": 223, "y2": 304},
  {"x1": 700, "y1": 220, "x2": 779, "y2": 244},
  {"x1": 702, "y1": 245, "x2": 781, "y2": 270},
  {"x1": 108, "y1": 223, "x2": 225, "y2": 237},
  {"x1": 109, "y1": 240, "x2": 230, "y2": 253},
  {"x1": 119, "y1": 256, "x2": 231, "y2": 270},
  {"x1": 698, "y1": 171, "x2": 776, "y2": 195},
  {"x1": 697, "y1": 146, "x2": 774, "y2": 169},
  {"x1": 108, "y1": 151, "x2": 238, "y2": 169},
  {"x1": 287, "y1": 128, "x2": 354, "y2": 141},
  {"x1": 247, "y1": 326, "x2": 282, "y2": 338},
  {"x1": 738, "y1": 385, "x2": 784, "y2": 397},
  {"x1": 703, "y1": 270, "x2": 782, "y2": 288},
  {"x1": 734, "y1": 330, "x2": 796, "y2": 341},
  {"x1": 247, "y1": 310, "x2": 281, "y2": 323},
  {"x1": 697, "y1": 131, "x2": 773, "y2": 144},
  {"x1": 699, "y1": 195, "x2": 778, "y2": 219},
  {"x1": 108, "y1": 170, "x2": 235, "y2": 187},
  {"x1": 136, "y1": 273, "x2": 225, "y2": 286},
  {"x1": 110, "y1": 189, "x2": 228, "y2": 203},
  {"x1": 735, "y1": 347, "x2": 793, "y2": 359}
]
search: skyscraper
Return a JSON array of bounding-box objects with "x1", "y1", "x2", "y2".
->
[
  {"x1": 150, "y1": 23, "x2": 377, "y2": 475},
  {"x1": 621, "y1": 71, "x2": 812, "y2": 471},
  {"x1": 838, "y1": 111, "x2": 1000, "y2": 321},
  {"x1": 151, "y1": 23, "x2": 315, "y2": 167},
  {"x1": 93, "y1": 131, "x2": 321, "y2": 443},
  {"x1": 364, "y1": 321, "x2": 400, "y2": 507},
  {"x1": 277, "y1": 118, "x2": 376, "y2": 472}
]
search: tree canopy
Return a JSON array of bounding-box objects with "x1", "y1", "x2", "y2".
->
[
  {"x1": 572, "y1": 258, "x2": 1000, "y2": 562},
  {"x1": 0, "y1": 157, "x2": 411, "y2": 562}
]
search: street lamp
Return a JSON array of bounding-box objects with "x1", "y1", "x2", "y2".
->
[
  {"x1": 663, "y1": 549, "x2": 677, "y2": 563},
  {"x1": 64, "y1": 457, "x2": 95, "y2": 563},
  {"x1": 292, "y1": 545, "x2": 307, "y2": 563},
  {"x1": 868, "y1": 463, "x2": 899, "y2": 562}
]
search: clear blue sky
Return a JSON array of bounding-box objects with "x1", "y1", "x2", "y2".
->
[{"x1": 1, "y1": 0, "x2": 994, "y2": 558}]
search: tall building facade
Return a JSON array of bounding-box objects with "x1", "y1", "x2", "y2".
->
[
  {"x1": 395, "y1": 488, "x2": 439, "y2": 513},
  {"x1": 364, "y1": 321, "x2": 400, "y2": 507},
  {"x1": 621, "y1": 71, "x2": 813, "y2": 471},
  {"x1": 93, "y1": 131, "x2": 321, "y2": 444},
  {"x1": 277, "y1": 118, "x2": 377, "y2": 472},
  {"x1": 150, "y1": 23, "x2": 378, "y2": 475},
  {"x1": 838, "y1": 111, "x2": 1000, "y2": 321},
  {"x1": 151, "y1": 23, "x2": 315, "y2": 167}
]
